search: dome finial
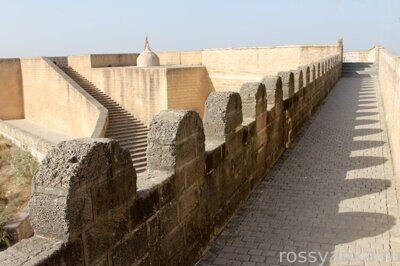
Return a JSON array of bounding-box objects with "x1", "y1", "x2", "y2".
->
[
  {"x1": 137, "y1": 35, "x2": 160, "y2": 67},
  {"x1": 144, "y1": 35, "x2": 150, "y2": 51}
]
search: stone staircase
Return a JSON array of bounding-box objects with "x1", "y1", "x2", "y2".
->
[
  {"x1": 60, "y1": 66, "x2": 148, "y2": 173},
  {"x1": 342, "y1": 62, "x2": 378, "y2": 77}
]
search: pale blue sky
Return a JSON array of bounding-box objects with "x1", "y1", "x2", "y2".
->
[{"x1": 0, "y1": 0, "x2": 398, "y2": 58}]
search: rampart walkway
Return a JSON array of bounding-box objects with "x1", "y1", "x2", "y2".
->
[{"x1": 200, "y1": 75, "x2": 399, "y2": 265}]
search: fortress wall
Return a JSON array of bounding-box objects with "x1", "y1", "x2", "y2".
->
[
  {"x1": 166, "y1": 66, "x2": 213, "y2": 117},
  {"x1": 68, "y1": 55, "x2": 169, "y2": 126},
  {"x1": 68, "y1": 55, "x2": 93, "y2": 81},
  {"x1": 344, "y1": 46, "x2": 380, "y2": 63},
  {"x1": 65, "y1": 44, "x2": 341, "y2": 126},
  {"x1": 90, "y1": 53, "x2": 139, "y2": 67},
  {"x1": 0, "y1": 59, "x2": 24, "y2": 120},
  {"x1": 0, "y1": 54, "x2": 341, "y2": 265},
  {"x1": 68, "y1": 54, "x2": 211, "y2": 125},
  {"x1": 158, "y1": 50, "x2": 203, "y2": 65},
  {"x1": 90, "y1": 67, "x2": 168, "y2": 126},
  {"x1": 378, "y1": 48, "x2": 400, "y2": 176},
  {"x1": 159, "y1": 43, "x2": 341, "y2": 92},
  {"x1": 202, "y1": 45, "x2": 340, "y2": 92},
  {"x1": 20, "y1": 57, "x2": 107, "y2": 138}
]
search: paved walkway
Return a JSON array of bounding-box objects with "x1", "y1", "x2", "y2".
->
[{"x1": 200, "y1": 76, "x2": 400, "y2": 265}]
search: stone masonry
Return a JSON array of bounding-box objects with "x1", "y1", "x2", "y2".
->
[
  {"x1": 0, "y1": 54, "x2": 341, "y2": 265},
  {"x1": 200, "y1": 68, "x2": 400, "y2": 265}
]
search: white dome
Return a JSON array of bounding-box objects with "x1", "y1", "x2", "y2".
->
[{"x1": 137, "y1": 37, "x2": 160, "y2": 67}]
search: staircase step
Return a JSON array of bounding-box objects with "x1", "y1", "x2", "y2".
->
[
  {"x1": 107, "y1": 131, "x2": 148, "y2": 139},
  {"x1": 124, "y1": 140, "x2": 148, "y2": 147},
  {"x1": 106, "y1": 125, "x2": 148, "y2": 132},
  {"x1": 106, "y1": 129, "x2": 148, "y2": 136},
  {"x1": 59, "y1": 65, "x2": 148, "y2": 172},
  {"x1": 108, "y1": 117, "x2": 143, "y2": 124},
  {"x1": 132, "y1": 157, "x2": 147, "y2": 165},
  {"x1": 130, "y1": 151, "x2": 147, "y2": 159},
  {"x1": 133, "y1": 163, "x2": 147, "y2": 173}
]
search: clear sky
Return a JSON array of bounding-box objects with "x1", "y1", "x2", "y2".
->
[{"x1": 0, "y1": 0, "x2": 398, "y2": 58}]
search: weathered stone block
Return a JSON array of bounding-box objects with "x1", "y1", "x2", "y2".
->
[
  {"x1": 111, "y1": 224, "x2": 149, "y2": 266},
  {"x1": 183, "y1": 156, "x2": 205, "y2": 188},
  {"x1": 82, "y1": 211, "x2": 129, "y2": 264},
  {"x1": 159, "y1": 226, "x2": 185, "y2": 262},
  {"x1": 158, "y1": 201, "x2": 179, "y2": 238},
  {"x1": 278, "y1": 71, "x2": 294, "y2": 100},
  {"x1": 179, "y1": 184, "x2": 199, "y2": 220},
  {"x1": 131, "y1": 187, "x2": 160, "y2": 227},
  {"x1": 147, "y1": 110, "x2": 205, "y2": 172},
  {"x1": 92, "y1": 172, "x2": 135, "y2": 219},
  {"x1": 239, "y1": 82, "x2": 266, "y2": 119},
  {"x1": 204, "y1": 92, "x2": 243, "y2": 141}
]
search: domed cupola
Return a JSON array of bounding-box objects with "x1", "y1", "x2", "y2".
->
[{"x1": 136, "y1": 36, "x2": 160, "y2": 67}]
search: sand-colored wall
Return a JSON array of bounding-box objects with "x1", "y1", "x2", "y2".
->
[
  {"x1": 166, "y1": 66, "x2": 213, "y2": 116},
  {"x1": 344, "y1": 47, "x2": 380, "y2": 63},
  {"x1": 159, "y1": 44, "x2": 341, "y2": 91},
  {"x1": 378, "y1": 48, "x2": 400, "y2": 176},
  {"x1": 20, "y1": 57, "x2": 107, "y2": 138},
  {"x1": 158, "y1": 51, "x2": 203, "y2": 65},
  {"x1": 67, "y1": 43, "x2": 341, "y2": 124},
  {"x1": 90, "y1": 53, "x2": 139, "y2": 68},
  {"x1": 0, "y1": 59, "x2": 24, "y2": 119},
  {"x1": 68, "y1": 55, "x2": 93, "y2": 81},
  {"x1": 68, "y1": 55, "x2": 211, "y2": 125},
  {"x1": 90, "y1": 67, "x2": 168, "y2": 126}
]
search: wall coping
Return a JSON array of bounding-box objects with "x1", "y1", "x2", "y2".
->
[{"x1": 41, "y1": 57, "x2": 109, "y2": 138}]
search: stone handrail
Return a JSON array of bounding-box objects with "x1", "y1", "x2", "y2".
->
[
  {"x1": 43, "y1": 57, "x2": 109, "y2": 138},
  {"x1": 0, "y1": 54, "x2": 341, "y2": 265}
]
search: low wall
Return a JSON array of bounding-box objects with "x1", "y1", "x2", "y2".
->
[
  {"x1": 378, "y1": 48, "x2": 400, "y2": 177},
  {"x1": 0, "y1": 59, "x2": 24, "y2": 120},
  {"x1": 0, "y1": 54, "x2": 341, "y2": 265},
  {"x1": 0, "y1": 121, "x2": 53, "y2": 161},
  {"x1": 20, "y1": 57, "x2": 108, "y2": 138},
  {"x1": 343, "y1": 46, "x2": 381, "y2": 63}
]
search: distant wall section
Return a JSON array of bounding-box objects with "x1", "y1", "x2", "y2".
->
[
  {"x1": 159, "y1": 43, "x2": 342, "y2": 91},
  {"x1": 344, "y1": 46, "x2": 381, "y2": 63},
  {"x1": 0, "y1": 59, "x2": 24, "y2": 120}
]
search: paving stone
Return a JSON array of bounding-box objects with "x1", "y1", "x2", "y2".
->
[{"x1": 199, "y1": 76, "x2": 398, "y2": 265}]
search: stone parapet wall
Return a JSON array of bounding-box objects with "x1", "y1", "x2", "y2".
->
[
  {"x1": 378, "y1": 48, "x2": 400, "y2": 176},
  {"x1": 0, "y1": 54, "x2": 341, "y2": 265}
]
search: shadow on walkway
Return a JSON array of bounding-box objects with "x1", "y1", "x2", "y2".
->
[{"x1": 199, "y1": 77, "x2": 396, "y2": 265}]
